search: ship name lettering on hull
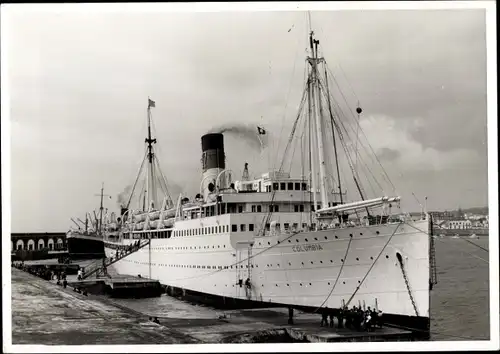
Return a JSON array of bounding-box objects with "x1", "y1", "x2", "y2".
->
[{"x1": 292, "y1": 244, "x2": 323, "y2": 252}]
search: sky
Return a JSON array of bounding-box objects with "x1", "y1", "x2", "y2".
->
[{"x1": 3, "y1": 4, "x2": 491, "y2": 232}]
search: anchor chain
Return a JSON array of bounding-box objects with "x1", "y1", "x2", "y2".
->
[{"x1": 398, "y1": 255, "x2": 419, "y2": 317}]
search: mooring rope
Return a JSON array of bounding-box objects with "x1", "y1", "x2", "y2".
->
[
  {"x1": 404, "y1": 221, "x2": 489, "y2": 264},
  {"x1": 313, "y1": 234, "x2": 354, "y2": 313},
  {"x1": 344, "y1": 223, "x2": 401, "y2": 308}
]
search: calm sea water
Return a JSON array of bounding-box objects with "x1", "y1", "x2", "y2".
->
[{"x1": 111, "y1": 236, "x2": 491, "y2": 341}]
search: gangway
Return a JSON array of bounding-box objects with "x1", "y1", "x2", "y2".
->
[{"x1": 81, "y1": 239, "x2": 150, "y2": 280}]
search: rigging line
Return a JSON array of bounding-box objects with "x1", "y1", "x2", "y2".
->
[
  {"x1": 436, "y1": 237, "x2": 489, "y2": 264},
  {"x1": 404, "y1": 221, "x2": 489, "y2": 264},
  {"x1": 331, "y1": 113, "x2": 366, "y2": 201},
  {"x1": 323, "y1": 64, "x2": 343, "y2": 204},
  {"x1": 349, "y1": 143, "x2": 385, "y2": 196},
  {"x1": 154, "y1": 155, "x2": 173, "y2": 203},
  {"x1": 126, "y1": 151, "x2": 149, "y2": 209},
  {"x1": 318, "y1": 81, "x2": 384, "y2": 196},
  {"x1": 287, "y1": 115, "x2": 306, "y2": 174},
  {"x1": 314, "y1": 26, "x2": 360, "y2": 103},
  {"x1": 345, "y1": 223, "x2": 401, "y2": 307},
  {"x1": 167, "y1": 230, "x2": 303, "y2": 283},
  {"x1": 313, "y1": 235, "x2": 354, "y2": 313},
  {"x1": 259, "y1": 82, "x2": 309, "y2": 234},
  {"x1": 153, "y1": 157, "x2": 171, "y2": 203},
  {"x1": 326, "y1": 98, "x2": 378, "y2": 202},
  {"x1": 138, "y1": 175, "x2": 147, "y2": 211},
  {"x1": 458, "y1": 236, "x2": 489, "y2": 253},
  {"x1": 324, "y1": 64, "x2": 395, "y2": 192},
  {"x1": 271, "y1": 27, "x2": 305, "y2": 173}
]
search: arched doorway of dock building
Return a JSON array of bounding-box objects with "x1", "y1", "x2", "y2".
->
[
  {"x1": 56, "y1": 238, "x2": 63, "y2": 249},
  {"x1": 16, "y1": 240, "x2": 24, "y2": 250},
  {"x1": 48, "y1": 238, "x2": 54, "y2": 250},
  {"x1": 27, "y1": 239, "x2": 35, "y2": 251},
  {"x1": 38, "y1": 239, "x2": 45, "y2": 250}
]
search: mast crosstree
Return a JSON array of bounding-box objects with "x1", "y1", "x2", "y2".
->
[{"x1": 121, "y1": 98, "x2": 173, "y2": 213}]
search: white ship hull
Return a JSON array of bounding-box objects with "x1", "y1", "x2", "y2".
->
[{"x1": 104, "y1": 217, "x2": 430, "y2": 331}]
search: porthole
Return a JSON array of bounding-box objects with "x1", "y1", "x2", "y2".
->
[
  {"x1": 301, "y1": 262, "x2": 304, "y2": 265},
  {"x1": 268, "y1": 242, "x2": 271, "y2": 245},
  {"x1": 328, "y1": 282, "x2": 331, "y2": 285},
  {"x1": 356, "y1": 257, "x2": 359, "y2": 261},
  {"x1": 310, "y1": 261, "x2": 314, "y2": 264},
  {"x1": 275, "y1": 284, "x2": 278, "y2": 287},
  {"x1": 360, "y1": 233, "x2": 363, "y2": 236},
  {"x1": 324, "y1": 236, "x2": 328, "y2": 240},
  {"x1": 386, "y1": 255, "x2": 389, "y2": 259},
  {"x1": 343, "y1": 281, "x2": 346, "y2": 284},
  {"x1": 288, "y1": 262, "x2": 291, "y2": 266},
  {"x1": 287, "y1": 284, "x2": 290, "y2": 286},
  {"x1": 341, "y1": 259, "x2": 344, "y2": 263},
  {"x1": 335, "y1": 235, "x2": 338, "y2": 239},
  {"x1": 349, "y1": 233, "x2": 353, "y2": 237},
  {"x1": 305, "y1": 238, "x2": 308, "y2": 242},
  {"x1": 309, "y1": 283, "x2": 312, "y2": 286},
  {"x1": 376, "y1": 231, "x2": 380, "y2": 235},
  {"x1": 358, "y1": 280, "x2": 361, "y2": 283},
  {"x1": 288, "y1": 240, "x2": 291, "y2": 243},
  {"x1": 300, "y1": 283, "x2": 303, "y2": 286},
  {"x1": 314, "y1": 237, "x2": 318, "y2": 241},
  {"x1": 330, "y1": 260, "x2": 333, "y2": 263},
  {"x1": 296, "y1": 239, "x2": 299, "y2": 242},
  {"x1": 370, "y1": 256, "x2": 374, "y2": 260}
]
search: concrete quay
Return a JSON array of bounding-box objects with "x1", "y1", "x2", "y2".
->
[
  {"x1": 11, "y1": 268, "x2": 199, "y2": 345},
  {"x1": 11, "y1": 268, "x2": 414, "y2": 345}
]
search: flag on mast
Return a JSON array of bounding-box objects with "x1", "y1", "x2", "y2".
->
[
  {"x1": 257, "y1": 126, "x2": 266, "y2": 135},
  {"x1": 148, "y1": 98, "x2": 156, "y2": 108}
]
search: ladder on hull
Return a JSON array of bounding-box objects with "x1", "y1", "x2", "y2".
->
[
  {"x1": 81, "y1": 239, "x2": 150, "y2": 280},
  {"x1": 429, "y1": 215, "x2": 438, "y2": 289}
]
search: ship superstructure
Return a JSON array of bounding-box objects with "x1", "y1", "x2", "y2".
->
[{"x1": 102, "y1": 28, "x2": 434, "y2": 336}]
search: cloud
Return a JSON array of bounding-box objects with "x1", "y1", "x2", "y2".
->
[
  {"x1": 360, "y1": 115, "x2": 484, "y2": 173},
  {"x1": 5, "y1": 8, "x2": 489, "y2": 231}
]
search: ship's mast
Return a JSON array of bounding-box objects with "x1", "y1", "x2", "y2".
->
[
  {"x1": 146, "y1": 98, "x2": 157, "y2": 209},
  {"x1": 307, "y1": 78, "x2": 318, "y2": 211},
  {"x1": 308, "y1": 31, "x2": 329, "y2": 209},
  {"x1": 95, "y1": 183, "x2": 110, "y2": 235}
]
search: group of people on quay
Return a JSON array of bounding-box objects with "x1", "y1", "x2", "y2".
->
[
  {"x1": 12, "y1": 261, "x2": 69, "y2": 288},
  {"x1": 320, "y1": 306, "x2": 384, "y2": 332}
]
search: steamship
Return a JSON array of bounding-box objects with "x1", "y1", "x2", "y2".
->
[
  {"x1": 102, "y1": 30, "x2": 434, "y2": 337},
  {"x1": 66, "y1": 188, "x2": 109, "y2": 260}
]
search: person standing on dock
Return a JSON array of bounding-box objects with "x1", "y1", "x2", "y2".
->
[
  {"x1": 77, "y1": 268, "x2": 83, "y2": 281},
  {"x1": 320, "y1": 311, "x2": 328, "y2": 327},
  {"x1": 337, "y1": 308, "x2": 344, "y2": 329}
]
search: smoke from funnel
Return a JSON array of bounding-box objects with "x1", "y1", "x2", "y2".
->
[
  {"x1": 117, "y1": 185, "x2": 133, "y2": 208},
  {"x1": 207, "y1": 123, "x2": 269, "y2": 151}
]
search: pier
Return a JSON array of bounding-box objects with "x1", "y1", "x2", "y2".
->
[
  {"x1": 11, "y1": 267, "x2": 416, "y2": 345},
  {"x1": 68, "y1": 275, "x2": 163, "y2": 298}
]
